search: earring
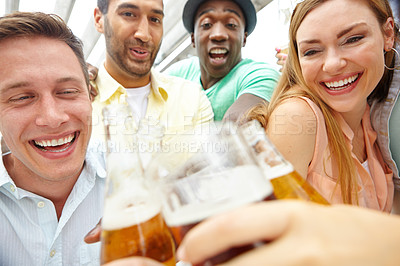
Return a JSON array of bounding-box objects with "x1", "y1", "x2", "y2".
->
[{"x1": 384, "y1": 47, "x2": 400, "y2": 70}]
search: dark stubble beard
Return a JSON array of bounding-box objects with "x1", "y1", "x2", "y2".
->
[{"x1": 103, "y1": 17, "x2": 161, "y2": 78}]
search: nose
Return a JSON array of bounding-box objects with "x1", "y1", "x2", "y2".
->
[
  {"x1": 133, "y1": 17, "x2": 151, "y2": 43},
  {"x1": 209, "y1": 22, "x2": 228, "y2": 42},
  {"x1": 322, "y1": 48, "x2": 346, "y2": 74},
  {"x1": 35, "y1": 97, "x2": 69, "y2": 128}
]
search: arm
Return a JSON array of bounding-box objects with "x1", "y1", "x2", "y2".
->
[
  {"x1": 266, "y1": 98, "x2": 316, "y2": 178},
  {"x1": 177, "y1": 200, "x2": 400, "y2": 265},
  {"x1": 223, "y1": 61, "x2": 279, "y2": 123},
  {"x1": 222, "y1": 93, "x2": 268, "y2": 123}
]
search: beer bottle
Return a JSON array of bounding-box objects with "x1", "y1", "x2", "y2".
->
[
  {"x1": 240, "y1": 120, "x2": 330, "y2": 205},
  {"x1": 101, "y1": 104, "x2": 176, "y2": 265}
]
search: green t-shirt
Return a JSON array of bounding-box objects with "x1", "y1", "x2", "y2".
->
[{"x1": 165, "y1": 57, "x2": 280, "y2": 121}]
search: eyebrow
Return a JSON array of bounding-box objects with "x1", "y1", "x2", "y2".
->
[
  {"x1": 336, "y1": 22, "x2": 365, "y2": 38},
  {"x1": 198, "y1": 8, "x2": 242, "y2": 19},
  {"x1": 1, "y1": 77, "x2": 84, "y2": 94},
  {"x1": 116, "y1": 3, "x2": 164, "y2": 17},
  {"x1": 298, "y1": 22, "x2": 367, "y2": 46}
]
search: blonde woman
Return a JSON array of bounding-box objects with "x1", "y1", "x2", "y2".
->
[{"x1": 250, "y1": 0, "x2": 398, "y2": 211}]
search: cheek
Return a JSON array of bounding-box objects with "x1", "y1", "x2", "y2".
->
[
  {"x1": 0, "y1": 117, "x2": 25, "y2": 148},
  {"x1": 77, "y1": 104, "x2": 92, "y2": 124},
  {"x1": 300, "y1": 61, "x2": 318, "y2": 86}
]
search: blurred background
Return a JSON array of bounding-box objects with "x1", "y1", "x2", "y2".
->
[{"x1": 0, "y1": 0, "x2": 301, "y2": 72}]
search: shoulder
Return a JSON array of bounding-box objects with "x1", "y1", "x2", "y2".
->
[
  {"x1": 270, "y1": 97, "x2": 317, "y2": 123},
  {"x1": 267, "y1": 96, "x2": 317, "y2": 177},
  {"x1": 267, "y1": 96, "x2": 318, "y2": 141}
]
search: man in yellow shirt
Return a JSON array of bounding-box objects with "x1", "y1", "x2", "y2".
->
[{"x1": 91, "y1": 0, "x2": 213, "y2": 144}]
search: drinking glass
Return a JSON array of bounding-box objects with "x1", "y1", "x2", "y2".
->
[
  {"x1": 100, "y1": 104, "x2": 175, "y2": 265},
  {"x1": 146, "y1": 122, "x2": 275, "y2": 265}
]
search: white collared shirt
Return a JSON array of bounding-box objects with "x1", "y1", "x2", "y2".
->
[{"x1": 0, "y1": 142, "x2": 106, "y2": 266}]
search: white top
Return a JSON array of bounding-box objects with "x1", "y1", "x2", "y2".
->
[
  {"x1": 361, "y1": 159, "x2": 371, "y2": 176},
  {"x1": 0, "y1": 142, "x2": 106, "y2": 266},
  {"x1": 126, "y1": 84, "x2": 151, "y2": 124}
]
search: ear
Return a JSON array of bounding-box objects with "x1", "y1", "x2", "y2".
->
[
  {"x1": 94, "y1": 7, "x2": 105, "y2": 34},
  {"x1": 243, "y1": 32, "x2": 248, "y2": 47},
  {"x1": 383, "y1": 17, "x2": 395, "y2": 51},
  {"x1": 191, "y1": 32, "x2": 195, "y2": 48}
]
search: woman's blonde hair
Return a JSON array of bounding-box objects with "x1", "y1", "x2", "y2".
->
[{"x1": 250, "y1": 0, "x2": 399, "y2": 204}]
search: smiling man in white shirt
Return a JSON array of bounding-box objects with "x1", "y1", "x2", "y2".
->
[{"x1": 0, "y1": 12, "x2": 105, "y2": 265}]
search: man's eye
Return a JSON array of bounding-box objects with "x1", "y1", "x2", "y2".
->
[
  {"x1": 58, "y1": 89, "x2": 79, "y2": 96},
  {"x1": 201, "y1": 23, "x2": 212, "y2": 29},
  {"x1": 122, "y1": 12, "x2": 135, "y2": 17},
  {"x1": 151, "y1": 17, "x2": 161, "y2": 24},
  {"x1": 227, "y1": 23, "x2": 238, "y2": 29},
  {"x1": 9, "y1": 95, "x2": 34, "y2": 102}
]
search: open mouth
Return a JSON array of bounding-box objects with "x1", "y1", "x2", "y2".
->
[
  {"x1": 323, "y1": 74, "x2": 359, "y2": 91},
  {"x1": 131, "y1": 48, "x2": 146, "y2": 54},
  {"x1": 32, "y1": 132, "x2": 77, "y2": 153},
  {"x1": 209, "y1": 48, "x2": 229, "y2": 60}
]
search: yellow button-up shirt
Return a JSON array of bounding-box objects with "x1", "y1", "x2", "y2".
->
[{"x1": 91, "y1": 64, "x2": 214, "y2": 143}]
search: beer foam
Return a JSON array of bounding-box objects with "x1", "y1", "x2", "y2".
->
[
  {"x1": 102, "y1": 178, "x2": 161, "y2": 230},
  {"x1": 162, "y1": 165, "x2": 273, "y2": 226},
  {"x1": 262, "y1": 161, "x2": 294, "y2": 180}
]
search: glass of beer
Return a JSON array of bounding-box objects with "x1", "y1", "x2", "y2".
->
[
  {"x1": 146, "y1": 122, "x2": 275, "y2": 265},
  {"x1": 100, "y1": 104, "x2": 175, "y2": 265}
]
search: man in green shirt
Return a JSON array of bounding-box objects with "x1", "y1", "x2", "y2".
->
[{"x1": 165, "y1": 0, "x2": 280, "y2": 121}]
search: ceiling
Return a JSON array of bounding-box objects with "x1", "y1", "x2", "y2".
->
[{"x1": 1, "y1": 0, "x2": 274, "y2": 71}]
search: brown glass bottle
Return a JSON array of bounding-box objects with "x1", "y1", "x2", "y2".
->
[{"x1": 239, "y1": 120, "x2": 330, "y2": 205}]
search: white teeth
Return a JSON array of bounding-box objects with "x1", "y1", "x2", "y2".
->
[
  {"x1": 210, "y1": 48, "x2": 228, "y2": 54},
  {"x1": 34, "y1": 134, "x2": 74, "y2": 147},
  {"x1": 324, "y1": 74, "x2": 358, "y2": 90}
]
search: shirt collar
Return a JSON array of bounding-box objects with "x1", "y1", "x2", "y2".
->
[
  {"x1": 96, "y1": 64, "x2": 126, "y2": 103},
  {"x1": 96, "y1": 64, "x2": 169, "y2": 103},
  {"x1": 0, "y1": 141, "x2": 106, "y2": 198},
  {"x1": 0, "y1": 155, "x2": 14, "y2": 189},
  {"x1": 150, "y1": 70, "x2": 169, "y2": 103}
]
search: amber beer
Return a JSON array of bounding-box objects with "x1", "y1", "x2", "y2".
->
[
  {"x1": 240, "y1": 120, "x2": 330, "y2": 205},
  {"x1": 100, "y1": 185, "x2": 175, "y2": 265},
  {"x1": 269, "y1": 169, "x2": 330, "y2": 204},
  {"x1": 162, "y1": 165, "x2": 275, "y2": 265}
]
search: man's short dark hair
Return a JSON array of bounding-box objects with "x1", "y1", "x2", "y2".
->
[
  {"x1": 97, "y1": 0, "x2": 109, "y2": 14},
  {"x1": 0, "y1": 11, "x2": 89, "y2": 87}
]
